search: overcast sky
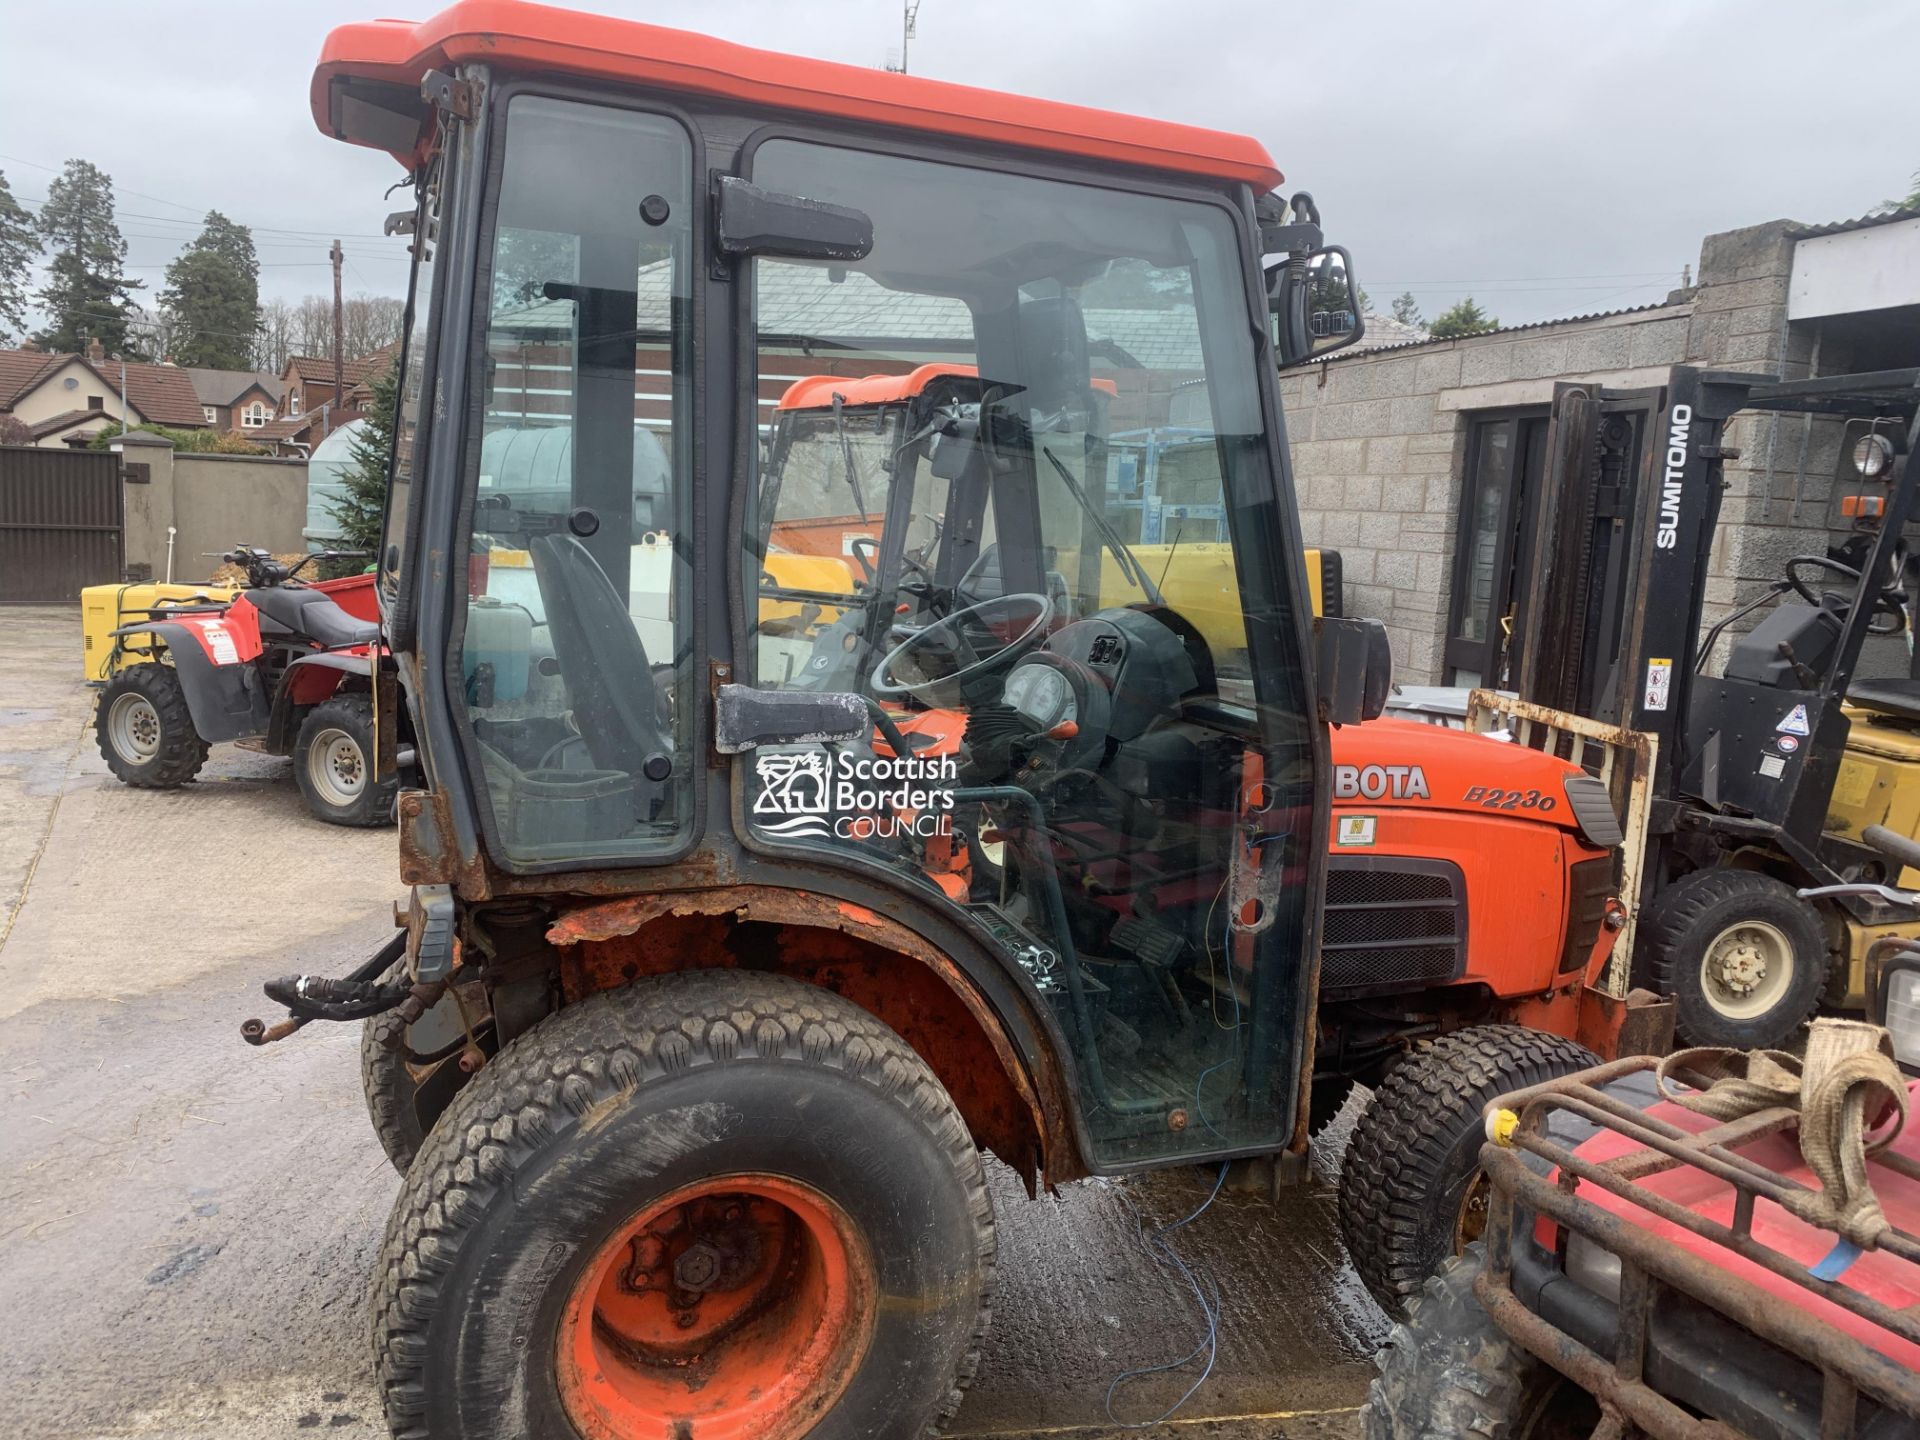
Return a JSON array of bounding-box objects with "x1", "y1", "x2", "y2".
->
[{"x1": 4, "y1": 0, "x2": 1917, "y2": 334}]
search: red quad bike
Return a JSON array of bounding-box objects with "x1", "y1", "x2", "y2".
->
[
  {"x1": 1365, "y1": 832, "x2": 1920, "y2": 1440},
  {"x1": 94, "y1": 545, "x2": 403, "y2": 827}
]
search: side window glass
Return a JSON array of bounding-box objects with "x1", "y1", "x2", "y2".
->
[
  {"x1": 458, "y1": 97, "x2": 694, "y2": 865},
  {"x1": 379, "y1": 147, "x2": 442, "y2": 608}
]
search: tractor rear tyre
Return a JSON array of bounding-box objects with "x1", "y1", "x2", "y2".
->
[
  {"x1": 1363, "y1": 1247, "x2": 1600, "y2": 1440},
  {"x1": 1640, "y1": 868, "x2": 1829, "y2": 1050},
  {"x1": 1338, "y1": 1025, "x2": 1596, "y2": 1317},
  {"x1": 294, "y1": 696, "x2": 396, "y2": 828},
  {"x1": 361, "y1": 958, "x2": 428, "y2": 1175},
  {"x1": 96, "y1": 663, "x2": 208, "y2": 788},
  {"x1": 372, "y1": 970, "x2": 995, "y2": 1440}
]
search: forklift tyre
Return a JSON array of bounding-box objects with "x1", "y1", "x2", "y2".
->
[
  {"x1": 294, "y1": 696, "x2": 397, "y2": 828},
  {"x1": 95, "y1": 663, "x2": 208, "y2": 789},
  {"x1": 372, "y1": 970, "x2": 995, "y2": 1440},
  {"x1": 1641, "y1": 868, "x2": 1829, "y2": 1050},
  {"x1": 1338, "y1": 1025, "x2": 1596, "y2": 1318},
  {"x1": 1363, "y1": 1245, "x2": 1600, "y2": 1440},
  {"x1": 361, "y1": 958, "x2": 428, "y2": 1175}
]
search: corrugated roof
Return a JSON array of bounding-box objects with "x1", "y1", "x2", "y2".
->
[
  {"x1": 491, "y1": 261, "x2": 1211, "y2": 370},
  {"x1": 1790, "y1": 206, "x2": 1920, "y2": 240},
  {"x1": 1311, "y1": 298, "x2": 1687, "y2": 363}
]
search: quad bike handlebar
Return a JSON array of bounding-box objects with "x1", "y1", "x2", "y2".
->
[{"x1": 209, "y1": 544, "x2": 369, "y2": 590}]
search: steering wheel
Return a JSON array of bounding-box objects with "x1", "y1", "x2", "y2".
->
[
  {"x1": 1785, "y1": 555, "x2": 1906, "y2": 634},
  {"x1": 870, "y1": 593, "x2": 1054, "y2": 706}
]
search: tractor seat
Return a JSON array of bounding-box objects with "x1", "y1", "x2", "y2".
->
[
  {"x1": 1847, "y1": 678, "x2": 1920, "y2": 724},
  {"x1": 249, "y1": 587, "x2": 380, "y2": 648}
]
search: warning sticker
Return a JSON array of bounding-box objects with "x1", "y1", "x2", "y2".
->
[
  {"x1": 1336, "y1": 815, "x2": 1377, "y2": 847},
  {"x1": 1643, "y1": 658, "x2": 1673, "y2": 712},
  {"x1": 1777, "y1": 704, "x2": 1811, "y2": 736},
  {"x1": 202, "y1": 622, "x2": 239, "y2": 666},
  {"x1": 1758, "y1": 754, "x2": 1787, "y2": 780}
]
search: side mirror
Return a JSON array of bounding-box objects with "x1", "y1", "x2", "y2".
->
[
  {"x1": 1270, "y1": 246, "x2": 1365, "y2": 368},
  {"x1": 1315, "y1": 616, "x2": 1391, "y2": 725},
  {"x1": 715, "y1": 176, "x2": 873, "y2": 263}
]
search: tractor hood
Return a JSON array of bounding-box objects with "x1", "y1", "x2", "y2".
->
[{"x1": 1327, "y1": 716, "x2": 1622, "y2": 846}]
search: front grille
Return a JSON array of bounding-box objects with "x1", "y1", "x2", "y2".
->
[{"x1": 1321, "y1": 857, "x2": 1467, "y2": 993}]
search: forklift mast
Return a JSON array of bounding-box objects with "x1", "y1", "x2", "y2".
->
[{"x1": 1518, "y1": 367, "x2": 1920, "y2": 880}]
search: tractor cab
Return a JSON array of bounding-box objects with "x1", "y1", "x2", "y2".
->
[{"x1": 320, "y1": 1, "x2": 1382, "y2": 1174}]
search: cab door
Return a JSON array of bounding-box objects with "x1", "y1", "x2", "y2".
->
[{"x1": 726, "y1": 137, "x2": 1324, "y2": 1171}]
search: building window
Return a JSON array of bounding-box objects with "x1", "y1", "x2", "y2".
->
[
  {"x1": 286, "y1": 390, "x2": 299, "y2": 414},
  {"x1": 203, "y1": 406, "x2": 217, "y2": 425},
  {"x1": 242, "y1": 401, "x2": 270, "y2": 428},
  {"x1": 87, "y1": 395, "x2": 104, "y2": 411}
]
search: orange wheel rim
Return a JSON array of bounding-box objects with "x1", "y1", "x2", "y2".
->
[{"x1": 556, "y1": 1174, "x2": 875, "y2": 1440}]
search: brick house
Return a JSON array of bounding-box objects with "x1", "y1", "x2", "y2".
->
[
  {"x1": 250, "y1": 345, "x2": 399, "y2": 454},
  {"x1": 184, "y1": 367, "x2": 284, "y2": 433},
  {"x1": 1280, "y1": 208, "x2": 1920, "y2": 688}
]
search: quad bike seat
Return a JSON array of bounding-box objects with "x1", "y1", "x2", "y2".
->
[
  {"x1": 1847, "y1": 677, "x2": 1920, "y2": 725},
  {"x1": 249, "y1": 587, "x2": 381, "y2": 648}
]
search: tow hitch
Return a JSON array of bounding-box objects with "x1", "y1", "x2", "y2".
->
[{"x1": 241, "y1": 932, "x2": 412, "y2": 1046}]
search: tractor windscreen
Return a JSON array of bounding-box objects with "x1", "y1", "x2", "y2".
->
[{"x1": 743, "y1": 141, "x2": 1314, "y2": 1166}]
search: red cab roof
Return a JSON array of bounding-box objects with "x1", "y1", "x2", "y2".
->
[
  {"x1": 313, "y1": 1, "x2": 1282, "y2": 191},
  {"x1": 777, "y1": 365, "x2": 1119, "y2": 411}
]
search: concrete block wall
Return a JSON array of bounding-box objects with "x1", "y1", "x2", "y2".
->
[
  {"x1": 115, "y1": 433, "x2": 310, "y2": 583},
  {"x1": 1281, "y1": 300, "x2": 1696, "y2": 684}
]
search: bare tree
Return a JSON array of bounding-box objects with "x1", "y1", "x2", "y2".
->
[
  {"x1": 342, "y1": 293, "x2": 406, "y2": 356},
  {"x1": 254, "y1": 297, "x2": 295, "y2": 373},
  {"x1": 292, "y1": 295, "x2": 334, "y2": 359}
]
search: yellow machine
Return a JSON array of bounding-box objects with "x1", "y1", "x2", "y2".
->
[
  {"x1": 1821, "y1": 703, "x2": 1920, "y2": 1003},
  {"x1": 80, "y1": 582, "x2": 235, "y2": 682}
]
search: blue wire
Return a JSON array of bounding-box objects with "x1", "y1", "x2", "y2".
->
[
  {"x1": 1102, "y1": 1160, "x2": 1230, "y2": 1429},
  {"x1": 1103, "y1": 882, "x2": 1251, "y2": 1429}
]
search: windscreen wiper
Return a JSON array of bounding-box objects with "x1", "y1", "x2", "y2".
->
[
  {"x1": 830, "y1": 391, "x2": 870, "y2": 519},
  {"x1": 1039, "y1": 443, "x2": 1164, "y2": 604}
]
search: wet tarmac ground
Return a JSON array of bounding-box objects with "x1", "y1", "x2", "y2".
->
[{"x1": 0, "y1": 608, "x2": 1388, "y2": 1438}]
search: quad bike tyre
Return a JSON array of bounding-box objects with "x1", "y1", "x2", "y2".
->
[
  {"x1": 1363, "y1": 1246, "x2": 1600, "y2": 1440},
  {"x1": 96, "y1": 663, "x2": 208, "y2": 788},
  {"x1": 1640, "y1": 868, "x2": 1829, "y2": 1050},
  {"x1": 294, "y1": 695, "x2": 396, "y2": 828},
  {"x1": 373, "y1": 970, "x2": 995, "y2": 1440},
  {"x1": 1338, "y1": 1025, "x2": 1596, "y2": 1317},
  {"x1": 361, "y1": 958, "x2": 428, "y2": 1175}
]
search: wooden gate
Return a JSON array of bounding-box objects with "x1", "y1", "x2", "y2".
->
[{"x1": 0, "y1": 445, "x2": 124, "y2": 603}]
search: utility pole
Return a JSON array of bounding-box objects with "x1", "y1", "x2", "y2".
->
[
  {"x1": 885, "y1": 0, "x2": 923, "y2": 72},
  {"x1": 330, "y1": 238, "x2": 345, "y2": 438}
]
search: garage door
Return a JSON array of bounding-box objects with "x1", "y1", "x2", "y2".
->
[{"x1": 0, "y1": 446, "x2": 124, "y2": 603}]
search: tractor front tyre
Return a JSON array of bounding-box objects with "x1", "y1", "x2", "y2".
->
[
  {"x1": 1338, "y1": 1025, "x2": 1596, "y2": 1318},
  {"x1": 1641, "y1": 869, "x2": 1829, "y2": 1050},
  {"x1": 95, "y1": 663, "x2": 208, "y2": 788},
  {"x1": 294, "y1": 696, "x2": 396, "y2": 828},
  {"x1": 372, "y1": 970, "x2": 995, "y2": 1440},
  {"x1": 1363, "y1": 1247, "x2": 1600, "y2": 1440}
]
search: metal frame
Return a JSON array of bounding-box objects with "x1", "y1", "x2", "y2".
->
[
  {"x1": 1466, "y1": 690, "x2": 1658, "y2": 995},
  {"x1": 1477, "y1": 1056, "x2": 1920, "y2": 1440}
]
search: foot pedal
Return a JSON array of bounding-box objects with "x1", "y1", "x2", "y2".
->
[{"x1": 1111, "y1": 914, "x2": 1186, "y2": 967}]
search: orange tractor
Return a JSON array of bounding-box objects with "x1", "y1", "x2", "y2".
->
[{"x1": 246, "y1": 6, "x2": 1669, "y2": 1435}]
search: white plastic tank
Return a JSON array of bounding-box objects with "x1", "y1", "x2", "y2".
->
[{"x1": 304, "y1": 418, "x2": 369, "y2": 550}]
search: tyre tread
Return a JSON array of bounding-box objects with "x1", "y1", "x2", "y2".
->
[
  {"x1": 1338, "y1": 1024, "x2": 1596, "y2": 1316},
  {"x1": 371, "y1": 970, "x2": 994, "y2": 1438},
  {"x1": 1642, "y1": 868, "x2": 1828, "y2": 1047},
  {"x1": 95, "y1": 663, "x2": 208, "y2": 787}
]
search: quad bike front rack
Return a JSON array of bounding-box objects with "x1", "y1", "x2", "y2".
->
[{"x1": 1475, "y1": 1055, "x2": 1920, "y2": 1440}]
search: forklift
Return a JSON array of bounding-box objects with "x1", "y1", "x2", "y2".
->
[{"x1": 1494, "y1": 365, "x2": 1920, "y2": 1049}]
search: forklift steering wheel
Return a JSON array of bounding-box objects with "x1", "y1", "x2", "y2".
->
[
  {"x1": 871, "y1": 593, "x2": 1053, "y2": 707},
  {"x1": 1784, "y1": 555, "x2": 1906, "y2": 634}
]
